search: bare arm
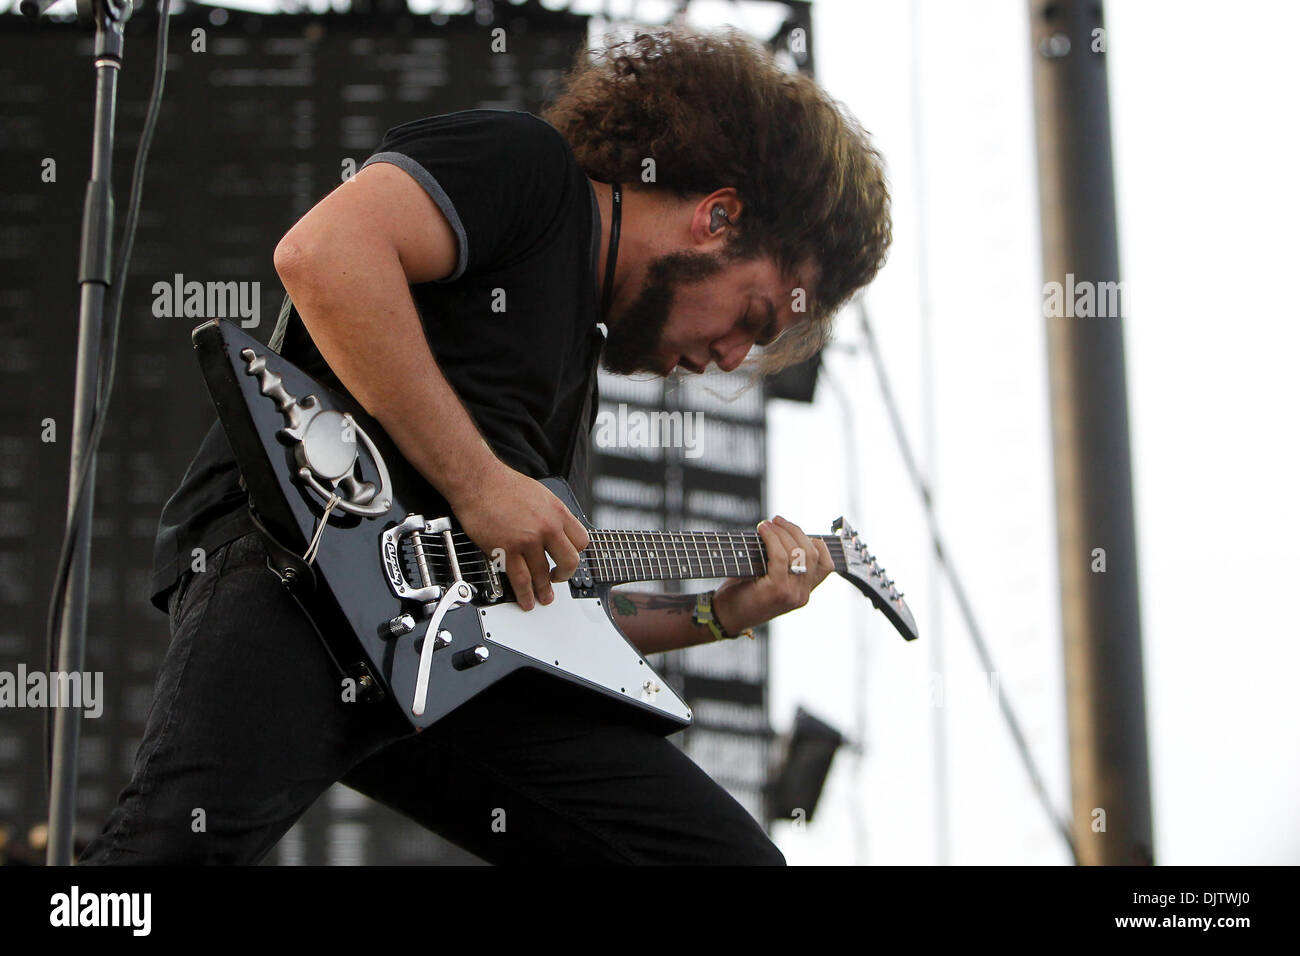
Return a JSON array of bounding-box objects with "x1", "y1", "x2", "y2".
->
[
  {"x1": 610, "y1": 517, "x2": 836, "y2": 654},
  {"x1": 607, "y1": 591, "x2": 724, "y2": 655},
  {"x1": 273, "y1": 162, "x2": 587, "y2": 608},
  {"x1": 274, "y1": 163, "x2": 501, "y2": 506}
]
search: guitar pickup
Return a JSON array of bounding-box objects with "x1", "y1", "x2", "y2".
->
[
  {"x1": 568, "y1": 557, "x2": 596, "y2": 595},
  {"x1": 483, "y1": 550, "x2": 503, "y2": 601}
]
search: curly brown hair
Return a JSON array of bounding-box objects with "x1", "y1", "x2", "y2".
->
[{"x1": 541, "y1": 28, "x2": 892, "y2": 373}]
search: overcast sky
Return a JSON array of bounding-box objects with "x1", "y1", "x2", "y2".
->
[{"x1": 761, "y1": 0, "x2": 1300, "y2": 865}]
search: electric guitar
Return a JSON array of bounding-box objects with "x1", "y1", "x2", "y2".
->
[{"x1": 191, "y1": 319, "x2": 918, "y2": 735}]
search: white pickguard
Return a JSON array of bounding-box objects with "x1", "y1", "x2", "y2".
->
[{"x1": 478, "y1": 589, "x2": 692, "y2": 723}]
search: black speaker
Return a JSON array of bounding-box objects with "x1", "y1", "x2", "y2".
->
[{"x1": 765, "y1": 705, "x2": 846, "y2": 823}]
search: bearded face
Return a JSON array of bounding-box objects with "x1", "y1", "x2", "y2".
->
[{"x1": 600, "y1": 248, "x2": 729, "y2": 376}]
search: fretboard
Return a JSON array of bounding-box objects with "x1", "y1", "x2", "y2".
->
[{"x1": 584, "y1": 530, "x2": 846, "y2": 586}]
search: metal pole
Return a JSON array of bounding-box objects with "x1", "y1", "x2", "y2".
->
[
  {"x1": 45, "y1": 0, "x2": 132, "y2": 866},
  {"x1": 1026, "y1": 0, "x2": 1154, "y2": 865}
]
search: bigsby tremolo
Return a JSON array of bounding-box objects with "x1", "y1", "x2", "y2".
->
[{"x1": 380, "y1": 514, "x2": 489, "y2": 716}]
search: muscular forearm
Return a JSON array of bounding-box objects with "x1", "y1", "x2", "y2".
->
[
  {"x1": 609, "y1": 589, "x2": 747, "y2": 655},
  {"x1": 273, "y1": 241, "x2": 497, "y2": 507}
]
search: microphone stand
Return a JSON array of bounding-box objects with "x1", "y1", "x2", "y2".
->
[{"x1": 26, "y1": 0, "x2": 136, "y2": 866}]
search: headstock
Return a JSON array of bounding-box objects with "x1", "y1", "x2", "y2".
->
[{"x1": 832, "y1": 517, "x2": 919, "y2": 642}]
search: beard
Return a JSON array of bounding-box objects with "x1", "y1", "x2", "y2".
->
[{"x1": 600, "y1": 248, "x2": 729, "y2": 375}]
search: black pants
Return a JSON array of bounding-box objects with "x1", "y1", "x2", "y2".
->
[{"x1": 79, "y1": 532, "x2": 783, "y2": 865}]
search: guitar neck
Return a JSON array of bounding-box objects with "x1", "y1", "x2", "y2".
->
[{"x1": 584, "y1": 529, "x2": 847, "y2": 587}]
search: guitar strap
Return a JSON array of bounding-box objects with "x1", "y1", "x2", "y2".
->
[
  {"x1": 561, "y1": 178, "x2": 615, "y2": 510},
  {"x1": 559, "y1": 330, "x2": 603, "y2": 513},
  {"x1": 268, "y1": 290, "x2": 293, "y2": 354}
]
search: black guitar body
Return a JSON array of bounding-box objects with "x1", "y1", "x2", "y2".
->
[{"x1": 192, "y1": 319, "x2": 693, "y2": 735}]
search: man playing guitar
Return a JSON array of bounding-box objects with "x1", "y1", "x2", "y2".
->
[{"x1": 80, "y1": 27, "x2": 892, "y2": 865}]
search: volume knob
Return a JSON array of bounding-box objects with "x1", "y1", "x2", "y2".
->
[
  {"x1": 386, "y1": 614, "x2": 416, "y2": 637},
  {"x1": 452, "y1": 645, "x2": 490, "y2": 670}
]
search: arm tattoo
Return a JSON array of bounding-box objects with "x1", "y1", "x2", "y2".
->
[{"x1": 611, "y1": 592, "x2": 698, "y2": 617}]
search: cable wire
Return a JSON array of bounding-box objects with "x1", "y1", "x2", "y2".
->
[
  {"x1": 818, "y1": 359, "x2": 872, "y2": 865},
  {"x1": 855, "y1": 298, "x2": 1079, "y2": 865},
  {"x1": 44, "y1": 0, "x2": 174, "y2": 793},
  {"x1": 907, "y1": 0, "x2": 951, "y2": 868}
]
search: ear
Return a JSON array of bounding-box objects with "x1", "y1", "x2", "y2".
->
[{"x1": 690, "y1": 188, "x2": 742, "y2": 246}]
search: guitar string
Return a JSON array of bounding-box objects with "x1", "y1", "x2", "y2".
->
[
  {"x1": 416, "y1": 533, "x2": 843, "y2": 571},
  {"x1": 410, "y1": 531, "x2": 846, "y2": 586},
  {"x1": 418, "y1": 530, "x2": 842, "y2": 561}
]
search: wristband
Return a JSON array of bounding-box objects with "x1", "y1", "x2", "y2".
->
[{"x1": 693, "y1": 590, "x2": 755, "y2": 641}]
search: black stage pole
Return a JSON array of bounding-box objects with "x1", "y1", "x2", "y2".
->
[{"x1": 25, "y1": 0, "x2": 135, "y2": 867}]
